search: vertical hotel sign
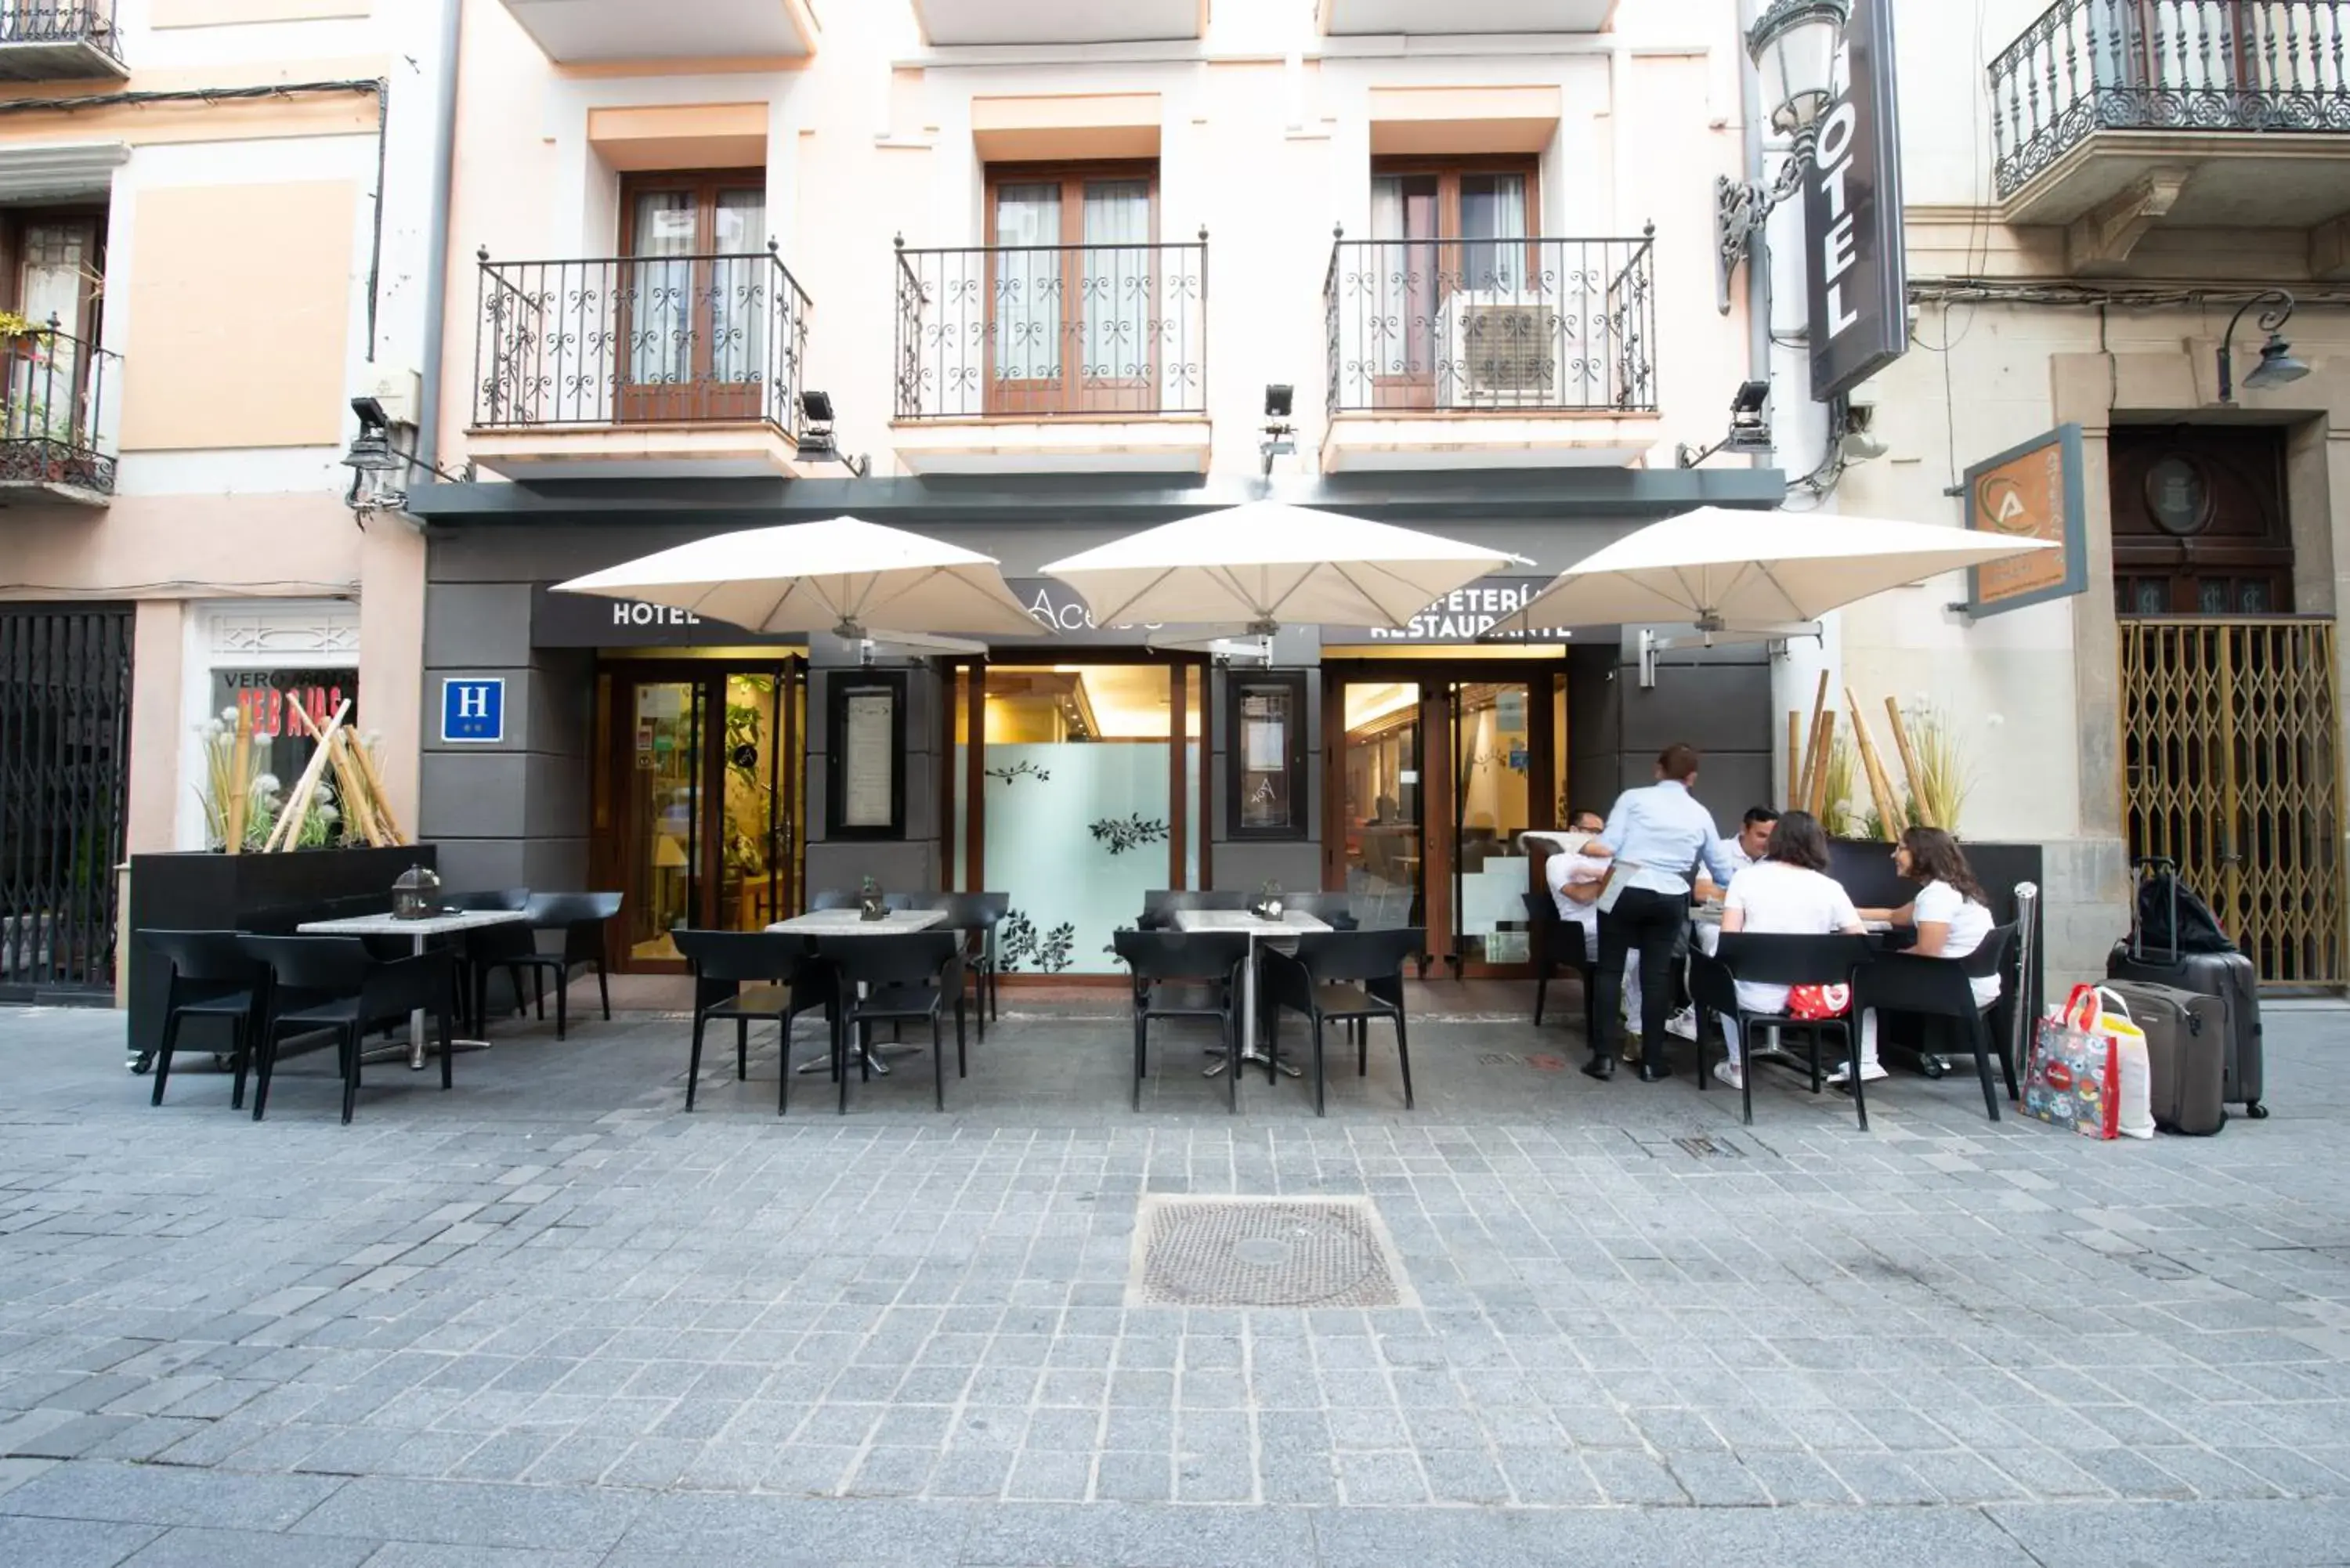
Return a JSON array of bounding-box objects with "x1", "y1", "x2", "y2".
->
[
  {"x1": 1962, "y1": 424, "x2": 2088, "y2": 618},
  {"x1": 1804, "y1": 0, "x2": 1907, "y2": 402}
]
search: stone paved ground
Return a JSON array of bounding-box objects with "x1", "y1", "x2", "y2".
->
[{"x1": 2, "y1": 992, "x2": 2349, "y2": 1566}]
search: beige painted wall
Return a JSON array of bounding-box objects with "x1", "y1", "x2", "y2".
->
[
  {"x1": 125, "y1": 602, "x2": 186, "y2": 858},
  {"x1": 435, "y1": 0, "x2": 1753, "y2": 481},
  {"x1": 120, "y1": 181, "x2": 358, "y2": 451},
  {"x1": 150, "y1": 0, "x2": 371, "y2": 27}
]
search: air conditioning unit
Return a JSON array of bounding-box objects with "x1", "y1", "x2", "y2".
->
[{"x1": 1440, "y1": 297, "x2": 1561, "y2": 409}]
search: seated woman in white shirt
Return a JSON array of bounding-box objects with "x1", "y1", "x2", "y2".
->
[
  {"x1": 1849, "y1": 826, "x2": 2000, "y2": 1086},
  {"x1": 1714, "y1": 811, "x2": 1864, "y2": 1090}
]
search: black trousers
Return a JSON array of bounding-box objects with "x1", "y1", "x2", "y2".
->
[{"x1": 1593, "y1": 887, "x2": 1684, "y2": 1069}]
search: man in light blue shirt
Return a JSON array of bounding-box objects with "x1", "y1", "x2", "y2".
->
[{"x1": 1585, "y1": 742, "x2": 1734, "y2": 1082}]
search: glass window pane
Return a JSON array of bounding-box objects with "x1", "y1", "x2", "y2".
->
[
  {"x1": 982, "y1": 665, "x2": 1170, "y2": 976},
  {"x1": 1080, "y1": 179, "x2": 1151, "y2": 386},
  {"x1": 1341, "y1": 681, "x2": 1420, "y2": 929},
  {"x1": 629, "y1": 191, "x2": 696, "y2": 385},
  {"x1": 992, "y1": 182, "x2": 1061, "y2": 383},
  {"x1": 1459, "y1": 174, "x2": 1527, "y2": 293},
  {"x1": 710, "y1": 190, "x2": 769, "y2": 384}
]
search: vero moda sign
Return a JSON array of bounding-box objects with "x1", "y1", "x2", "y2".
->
[{"x1": 1804, "y1": 0, "x2": 1907, "y2": 403}]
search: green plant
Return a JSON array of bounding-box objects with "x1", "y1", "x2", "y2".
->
[{"x1": 1901, "y1": 700, "x2": 1973, "y2": 833}]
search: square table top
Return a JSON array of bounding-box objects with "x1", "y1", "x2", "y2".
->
[
  {"x1": 296, "y1": 909, "x2": 530, "y2": 939},
  {"x1": 1172, "y1": 909, "x2": 1332, "y2": 938},
  {"x1": 768, "y1": 909, "x2": 949, "y2": 936}
]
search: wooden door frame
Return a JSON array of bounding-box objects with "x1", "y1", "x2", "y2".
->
[
  {"x1": 1365, "y1": 157, "x2": 1541, "y2": 411},
  {"x1": 982, "y1": 161, "x2": 1160, "y2": 417},
  {"x1": 616, "y1": 168, "x2": 768, "y2": 423},
  {"x1": 597, "y1": 657, "x2": 804, "y2": 974},
  {"x1": 1324, "y1": 657, "x2": 1560, "y2": 978}
]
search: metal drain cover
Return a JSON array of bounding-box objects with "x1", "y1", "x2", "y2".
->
[{"x1": 1127, "y1": 1195, "x2": 1415, "y2": 1309}]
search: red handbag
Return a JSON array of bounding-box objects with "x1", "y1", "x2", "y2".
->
[{"x1": 1786, "y1": 982, "x2": 1851, "y2": 1020}]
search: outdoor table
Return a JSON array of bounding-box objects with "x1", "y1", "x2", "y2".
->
[
  {"x1": 295, "y1": 909, "x2": 530, "y2": 1069},
  {"x1": 1171, "y1": 908, "x2": 1332, "y2": 1078},
  {"x1": 768, "y1": 908, "x2": 949, "y2": 1075}
]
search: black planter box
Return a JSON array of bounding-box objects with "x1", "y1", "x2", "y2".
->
[
  {"x1": 123, "y1": 846, "x2": 436, "y2": 1059},
  {"x1": 1828, "y1": 836, "x2": 2045, "y2": 1070}
]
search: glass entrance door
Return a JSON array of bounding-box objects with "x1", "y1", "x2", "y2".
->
[
  {"x1": 610, "y1": 662, "x2": 804, "y2": 970},
  {"x1": 1449, "y1": 681, "x2": 1534, "y2": 969},
  {"x1": 1334, "y1": 679, "x2": 1423, "y2": 929}
]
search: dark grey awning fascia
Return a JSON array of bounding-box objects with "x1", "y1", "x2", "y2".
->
[{"x1": 404, "y1": 468, "x2": 1788, "y2": 528}]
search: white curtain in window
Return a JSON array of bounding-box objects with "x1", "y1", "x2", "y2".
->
[
  {"x1": 710, "y1": 190, "x2": 767, "y2": 385},
  {"x1": 992, "y1": 182, "x2": 1061, "y2": 384},
  {"x1": 1459, "y1": 173, "x2": 1528, "y2": 294},
  {"x1": 1079, "y1": 179, "x2": 1151, "y2": 383},
  {"x1": 629, "y1": 190, "x2": 696, "y2": 386}
]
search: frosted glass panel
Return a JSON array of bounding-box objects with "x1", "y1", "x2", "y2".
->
[{"x1": 985, "y1": 742, "x2": 1169, "y2": 977}]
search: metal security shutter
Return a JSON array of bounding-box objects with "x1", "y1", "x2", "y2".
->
[{"x1": 0, "y1": 603, "x2": 132, "y2": 1000}]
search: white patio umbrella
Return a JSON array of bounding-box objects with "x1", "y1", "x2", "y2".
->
[
  {"x1": 1039, "y1": 500, "x2": 1526, "y2": 649},
  {"x1": 551, "y1": 515, "x2": 1047, "y2": 655},
  {"x1": 1491, "y1": 505, "x2": 2058, "y2": 638}
]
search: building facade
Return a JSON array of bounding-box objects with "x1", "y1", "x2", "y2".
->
[
  {"x1": 408, "y1": 0, "x2": 1800, "y2": 981},
  {"x1": 1833, "y1": 0, "x2": 2350, "y2": 992},
  {"x1": 0, "y1": 0, "x2": 444, "y2": 1001}
]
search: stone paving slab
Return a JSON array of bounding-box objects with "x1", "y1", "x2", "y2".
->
[{"x1": 2, "y1": 999, "x2": 2349, "y2": 1565}]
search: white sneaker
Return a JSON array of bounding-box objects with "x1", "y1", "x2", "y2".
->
[
  {"x1": 1665, "y1": 1007, "x2": 1699, "y2": 1042},
  {"x1": 1824, "y1": 1060, "x2": 1890, "y2": 1086},
  {"x1": 1712, "y1": 1060, "x2": 1743, "y2": 1089}
]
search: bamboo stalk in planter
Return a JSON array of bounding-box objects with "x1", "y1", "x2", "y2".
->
[
  {"x1": 1845, "y1": 687, "x2": 1906, "y2": 840},
  {"x1": 223, "y1": 704, "x2": 254, "y2": 855},
  {"x1": 265, "y1": 699, "x2": 349, "y2": 852},
  {"x1": 1807, "y1": 710, "x2": 1837, "y2": 817},
  {"x1": 1786, "y1": 709, "x2": 1802, "y2": 808},
  {"x1": 1883, "y1": 696, "x2": 1932, "y2": 829},
  {"x1": 350, "y1": 735, "x2": 407, "y2": 845}
]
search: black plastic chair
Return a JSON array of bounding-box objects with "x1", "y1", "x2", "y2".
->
[
  {"x1": 923, "y1": 891, "x2": 1010, "y2": 1038},
  {"x1": 140, "y1": 930, "x2": 271, "y2": 1111},
  {"x1": 815, "y1": 931, "x2": 964, "y2": 1115},
  {"x1": 671, "y1": 929, "x2": 833, "y2": 1115},
  {"x1": 1262, "y1": 927, "x2": 1423, "y2": 1116},
  {"x1": 240, "y1": 935, "x2": 457, "y2": 1124},
  {"x1": 481, "y1": 891, "x2": 622, "y2": 1041},
  {"x1": 1137, "y1": 889, "x2": 1247, "y2": 930},
  {"x1": 1281, "y1": 891, "x2": 1361, "y2": 932},
  {"x1": 1112, "y1": 929, "x2": 1253, "y2": 1111},
  {"x1": 443, "y1": 888, "x2": 532, "y2": 1035},
  {"x1": 809, "y1": 888, "x2": 920, "y2": 913},
  {"x1": 1523, "y1": 892, "x2": 1596, "y2": 1035},
  {"x1": 1697, "y1": 932, "x2": 1878, "y2": 1129},
  {"x1": 1853, "y1": 924, "x2": 2017, "y2": 1122}
]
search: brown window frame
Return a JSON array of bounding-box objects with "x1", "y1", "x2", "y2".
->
[
  {"x1": 982, "y1": 160, "x2": 1162, "y2": 417},
  {"x1": 1363, "y1": 157, "x2": 1542, "y2": 410},
  {"x1": 615, "y1": 168, "x2": 769, "y2": 423}
]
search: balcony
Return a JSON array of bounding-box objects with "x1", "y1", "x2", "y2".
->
[
  {"x1": 468, "y1": 250, "x2": 815, "y2": 480},
  {"x1": 913, "y1": 0, "x2": 1204, "y2": 45},
  {"x1": 1320, "y1": 230, "x2": 1661, "y2": 472},
  {"x1": 0, "y1": 2, "x2": 126, "y2": 81},
  {"x1": 891, "y1": 235, "x2": 1211, "y2": 475},
  {"x1": 1320, "y1": 0, "x2": 1615, "y2": 34},
  {"x1": 1991, "y1": 0, "x2": 2350, "y2": 265},
  {"x1": 0, "y1": 322, "x2": 117, "y2": 505},
  {"x1": 497, "y1": 0, "x2": 815, "y2": 64}
]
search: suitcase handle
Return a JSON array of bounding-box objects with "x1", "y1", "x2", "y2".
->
[{"x1": 2129, "y1": 858, "x2": 2182, "y2": 966}]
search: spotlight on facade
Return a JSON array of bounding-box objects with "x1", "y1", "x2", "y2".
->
[
  {"x1": 341, "y1": 396, "x2": 402, "y2": 474},
  {"x1": 1260, "y1": 382, "x2": 1296, "y2": 475},
  {"x1": 2218, "y1": 291, "x2": 2309, "y2": 403},
  {"x1": 795, "y1": 388, "x2": 871, "y2": 477},
  {"x1": 1676, "y1": 379, "x2": 1775, "y2": 468}
]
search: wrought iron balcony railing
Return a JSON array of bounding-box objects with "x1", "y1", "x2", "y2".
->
[
  {"x1": 0, "y1": 2, "x2": 122, "y2": 62},
  {"x1": 1322, "y1": 229, "x2": 1658, "y2": 417},
  {"x1": 893, "y1": 234, "x2": 1208, "y2": 420},
  {"x1": 1992, "y1": 0, "x2": 2350, "y2": 197},
  {"x1": 0, "y1": 320, "x2": 118, "y2": 496},
  {"x1": 472, "y1": 247, "x2": 812, "y2": 439}
]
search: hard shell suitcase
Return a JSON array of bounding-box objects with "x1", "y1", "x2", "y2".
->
[
  {"x1": 2099, "y1": 978, "x2": 2226, "y2": 1135},
  {"x1": 2106, "y1": 858, "x2": 2267, "y2": 1118}
]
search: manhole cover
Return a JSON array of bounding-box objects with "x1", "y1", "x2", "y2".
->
[{"x1": 1127, "y1": 1195, "x2": 1415, "y2": 1309}]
